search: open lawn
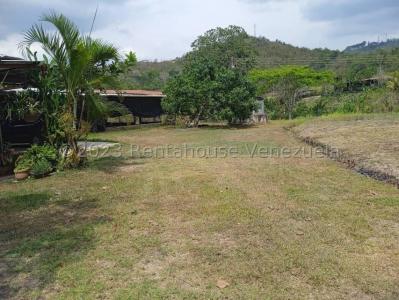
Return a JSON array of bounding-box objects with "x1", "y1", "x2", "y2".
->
[{"x1": 1, "y1": 121, "x2": 399, "y2": 299}]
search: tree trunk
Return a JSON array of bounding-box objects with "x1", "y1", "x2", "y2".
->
[
  {"x1": 73, "y1": 97, "x2": 78, "y2": 130},
  {"x1": 193, "y1": 106, "x2": 204, "y2": 127},
  {"x1": 79, "y1": 98, "x2": 86, "y2": 129},
  {"x1": 193, "y1": 116, "x2": 200, "y2": 127}
]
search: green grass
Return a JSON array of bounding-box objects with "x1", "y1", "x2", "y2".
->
[{"x1": 1, "y1": 122, "x2": 399, "y2": 299}]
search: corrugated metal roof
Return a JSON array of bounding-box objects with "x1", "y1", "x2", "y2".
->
[
  {"x1": 0, "y1": 55, "x2": 39, "y2": 89},
  {"x1": 0, "y1": 56, "x2": 39, "y2": 68},
  {"x1": 98, "y1": 90, "x2": 165, "y2": 97},
  {"x1": 0, "y1": 55, "x2": 23, "y2": 61}
]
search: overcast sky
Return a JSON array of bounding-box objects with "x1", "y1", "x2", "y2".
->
[{"x1": 1, "y1": 0, "x2": 399, "y2": 60}]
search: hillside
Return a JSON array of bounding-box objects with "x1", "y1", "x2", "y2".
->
[
  {"x1": 119, "y1": 59, "x2": 182, "y2": 90},
  {"x1": 253, "y1": 37, "x2": 340, "y2": 69},
  {"x1": 122, "y1": 36, "x2": 399, "y2": 89}
]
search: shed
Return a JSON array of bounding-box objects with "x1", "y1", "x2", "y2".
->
[{"x1": 99, "y1": 90, "x2": 165, "y2": 125}]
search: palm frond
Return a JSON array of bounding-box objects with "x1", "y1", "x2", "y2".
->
[
  {"x1": 20, "y1": 11, "x2": 123, "y2": 134},
  {"x1": 85, "y1": 37, "x2": 119, "y2": 66},
  {"x1": 20, "y1": 23, "x2": 67, "y2": 71},
  {"x1": 42, "y1": 11, "x2": 80, "y2": 55}
]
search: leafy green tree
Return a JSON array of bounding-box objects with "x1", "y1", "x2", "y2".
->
[
  {"x1": 214, "y1": 69, "x2": 257, "y2": 123},
  {"x1": 191, "y1": 26, "x2": 256, "y2": 74},
  {"x1": 163, "y1": 26, "x2": 257, "y2": 126},
  {"x1": 124, "y1": 51, "x2": 138, "y2": 68},
  {"x1": 132, "y1": 70, "x2": 163, "y2": 90},
  {"x1": 249, "y1": 66, "x2": 334, "y2": 119}
]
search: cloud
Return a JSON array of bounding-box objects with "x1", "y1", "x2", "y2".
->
[
  {"x1": 0, "y1": 33, "x2": 43, "y2": 57},
  {"x1": 1, "y1": 0, "x2": 398, "y2": 60},
  {"x1": 0, "y1": 34, "x2": 24, "y2": 56},
  {"x1": 88, "y1": 0, "x2": 328, "y2": 59},
  {"x1": 302, "y1": 0, "x2": 399, "y2": 44},
  {"x1": 304, "y1": 0, "x2": 399, "y2": 21}
]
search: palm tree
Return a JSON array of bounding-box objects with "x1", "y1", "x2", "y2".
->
[{"x1": 20, "y1": 12, "x2": 123, "y2": 158}]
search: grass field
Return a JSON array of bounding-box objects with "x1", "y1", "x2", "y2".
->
[
  {"x1": 293, "y1": 113, "x2": 399, "y2": 186},
  {"x1": 1, "y1": 121, "x2": 399, "y2": 299}
]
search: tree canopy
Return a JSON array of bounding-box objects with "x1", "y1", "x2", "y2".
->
[
  {"x1": 249, "y1": 66, "x2": 334, "y2": 94},
  {"x1": 163, "y1": 26, "x2": 257, "y2": 126},
  {"x1": 249, "y1": 66, "x2": 334, "y2": 119}
]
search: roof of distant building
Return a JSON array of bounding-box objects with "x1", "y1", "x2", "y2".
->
[{"x1": 98, "y1": 89, "x2": 165, "y2": 97}]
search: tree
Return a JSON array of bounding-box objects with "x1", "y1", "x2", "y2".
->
[
  {"x1": 124, "y1": 51, "x2": 137, "y2": 68},
  {"x1": 214, "y1": 68, "x2": 257, "y2": 123},
  {"x1": 163, "y1": 26, "x2": 257, "y2": 126},
  {"x1": 20, "y1": 12, "x2": 123, "y2": 156},
  {"x1": 249, "y1": 66, "x2": 334, "y2": 119},
  {"x1": 191, "y1": 26, "x2": 256, "y2": 74}
]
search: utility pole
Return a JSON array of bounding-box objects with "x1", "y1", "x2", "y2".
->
[{"x1": 254, "y1": 24, "x2": 257, "y2": 38}]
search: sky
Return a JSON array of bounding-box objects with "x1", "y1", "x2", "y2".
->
[{"x1": 1, "y1": 0, "x2": 399, "y2": 60}]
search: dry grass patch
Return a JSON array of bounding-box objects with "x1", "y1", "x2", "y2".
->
[
  {"x1": 1, "y1": 122, "x2": 399, "y2": 299},
  {"x1": 293, "y1": 114, "x2": 399, "y2": 186}
]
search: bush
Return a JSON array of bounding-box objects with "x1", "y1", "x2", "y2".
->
[
  {"x1": 265, "y1": 96, "x2": 284, "y2": 119},
  {"x1": 14, "y1": 156, "x2": 33, "y2": 173},
  {"x1": 30, "y1": 159, "x2": 53, "y2": 178},
  {"x1": 58, "y1": 147, "x2": 87, "y2": 170},
  {"x1": 26, "y1": 144, "x2": 58, "y2": 164},
  {"x1": 14, "y1": 144, "x2": 59, "y2": 177}
]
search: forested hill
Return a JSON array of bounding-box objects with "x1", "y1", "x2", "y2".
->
[
  {"x1": 122, "y1": 36, "x2": 399, "y2": 89},
  {"x1": 344, "y1": 39, "x2": 399, "y2": 53},
  {"x1": 253, "y1": 37, "x2": 340, "y2": 69}
]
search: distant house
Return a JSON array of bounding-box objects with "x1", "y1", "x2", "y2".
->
[
  {"x1": 99, "y1": 90, "x2": 165, "y2": 126},
  {"x1": 361, "y1": 75, "x2": 393, "y2": 87},
  {"x1": 344, "y1": 75, "x2": 393, "y2": 92}
]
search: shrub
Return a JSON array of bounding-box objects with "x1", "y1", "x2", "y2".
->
[
  {"x1": 30, "y1": 159, "x2": 53, "y2": 178},
  {"x1": 58, "y1": 147, "x2": 86, "y2": 170},
  {"x1": 14, "y1": 144, "x2": 59, "y2": 177},
  {"x1": 14, "y1": 156, "x2": 33, "y2": 173},
  {"x1": 25, "y1": 144, "x2": 58, "y2": 164},
  {"x1": 264, "y1": 96, "x2": 284, "y2": 119}
]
